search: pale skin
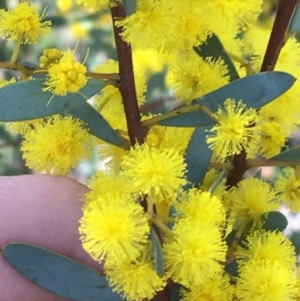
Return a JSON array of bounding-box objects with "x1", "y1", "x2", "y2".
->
[{"x1": 0, "y1": 175, "x2": 102, "y2": 301}]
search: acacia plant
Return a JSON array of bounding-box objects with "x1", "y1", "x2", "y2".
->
[{"x1": 1, "y1": 0, "x2": 300, "y2": 300}]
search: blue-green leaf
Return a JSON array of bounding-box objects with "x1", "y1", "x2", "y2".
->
[
  {"x1": 170, "y1": 283, "x2": 186, "y2": 301},
  {"x1": 225, "y1": 260, "x2": 239, "y2": 277},
  {"x1": 196, "y1": 72, "x2": 294, "y2": 108},
  {"x1": 158, "y1": 72, "x2": 295, "y2": 127},
  {"x1": 123, "y1": 0, "x2": 136, "y2": 16},
  {"x1": 184, "y1": 127, "x2": 213, "y2": 189},
  {"x1": 67, "y1": 102, "x2": 125, "y2": 147},
  {"x1": 261, "y1": 211, "x2": 288, "y2": 232},
  {"x1": 3, "y1": 243, "x2": 124, "y2": 301},
  {"x1": 289, "y1": 2, "x2": 300, "y2": 33},
  {"x1": 0, "y1": 78, "x2": 104, "y2": 122},
  {"x1": 194, "y1": 33, "x2": 239, "y2": 82},
  {"x1": 149, "y1": 228, "x2": 165, "y2": 277},
  {"x1": 270, "y1": 144, "x2": 300, "y2": 162}
]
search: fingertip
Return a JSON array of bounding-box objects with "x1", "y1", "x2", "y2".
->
[{"x1": 0, "y1": 174, "x2": 101, "y2": 301}]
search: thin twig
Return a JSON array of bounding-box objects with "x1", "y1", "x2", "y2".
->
[
  {"x1": 141, "y1": 103, "x2": 217, "y2": 128},
  {"x1": 246, "y1": 158, "x2": 300, "y2": 168}
]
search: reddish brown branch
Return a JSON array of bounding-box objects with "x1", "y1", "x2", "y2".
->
[
  {"x1": 260, "y1": 0, "x2": 298, "y2": 72},
  {"x1": 226, "y1": 1, "x2": 297, "y2": 187},
  {"x1": 155, "y1": 285, "x2": 171, "y2": 301},
  {"x1": 111, "y1": 4, "x2": 145, "y2": 145},
  {"x1": 111, "y1": 4, "x2": 170, "y2": 301},
  {"x1": 225, "y1": 150, "x2": 247, "y2": 188}
]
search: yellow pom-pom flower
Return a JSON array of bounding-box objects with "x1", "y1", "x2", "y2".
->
[
  {"x1": 205, "y1": 0, "x2": 263, "y2": 34},
  {"x1": 206, "y1": 98, "x2": 259, "y2": 159},
  {"x1": 164, "y1": 219, "x2": 226, "y2": 287},
  {"x1": 236, "y1": 260, "x2": 297, "y2": 301},
  {"x1": 95, "y1": 59, "x2": 146, "y2": 108},
  {"x1": 0, "y1": 0, "x2": 51, "y2": 44},
  {"x1": 145, "y1": 124, "x2": 194, "y2": 156},
  {"x1": 43, "y1": 50, "x2": 87, "y2": 96},
  {"x1": 168, "y1": 54, "x2": 229, "y2": 103},
  {"x1": 105, "y1": 247, "x2": 166, "y2": 301},
  {"x1": 276, "y1": 167, "x2": 300, "y2": 213},
  {"x1": 116, "y1": 0, "x2": 178, "y2": 53},
  {"x1": 79, "y1": 195, "x2": 149, "y2": 264},
  {"x1": 259, "y1": 120, "x2": 287, "y2": 158},
  {"x1": 175, "y1": 189, "x2": 225, "y2": 227},
  {"x1": 120, "y1": 144, "x2": 187, "y2": 202},
  {"x1": 181, "y1": 273, "x2": 233, "y2": 301},
  {"x1": 21, "y1": 115, "x2": 94, "y2": 175},
  {"x1": 236, "y1": 231, "x2": 296, "y2": 269},
  {"x1": 84, "y1": 170, "x2": 132, "y2": 207},
  {"x1": 229, "y1": 178, "x2": 279, "y2": 227}
]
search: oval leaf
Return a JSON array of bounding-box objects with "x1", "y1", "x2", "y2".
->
[
  {"x1": 270, "y1": 144, "x2": 300, "y2": 162},
  {"x1": 3, "y1": 243, "x2": 124, "y2": 301},
  {"x1": 149, "y1": 228, "x2": 165, "y2": 277},
  {"x1": 262, "y1": 211, "x2": 288, "y2": 232},
  {"x1": 0, "y1": 78, "x2": 104, "y2": 122},
  {"x1": 67, "y1": 102, "x2": 124, "y2": 147},
  {"x1": 158, "y1": 72, "x2": 295, "y2": 127},
  {"x1": 194, "y1": 33, "x2": 239, "y2": 82},
  {"x1": 184, "y1": 127, "x2": 213, "y2": 189}
]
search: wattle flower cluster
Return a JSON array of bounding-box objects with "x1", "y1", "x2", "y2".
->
[{"x1": 1, "y1": 1, "x2": 300, "y2": 301}]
